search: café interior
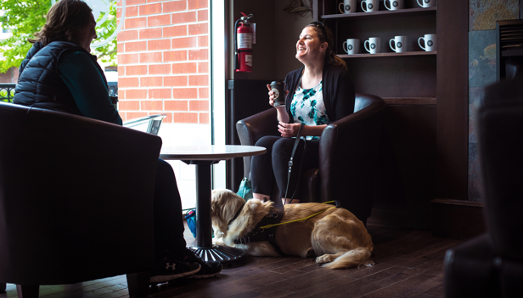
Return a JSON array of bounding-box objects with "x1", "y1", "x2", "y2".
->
[{"x1": 0, "y1": 0, "x2": 522, "y2": 297}]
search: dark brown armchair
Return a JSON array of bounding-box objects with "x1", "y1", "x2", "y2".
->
[
  {"x1": 236, "y1": 93, "x2": 386, "y2": 223},
  {"x1": 0, "y1": 102, "x2": 162, "y2": 297}
]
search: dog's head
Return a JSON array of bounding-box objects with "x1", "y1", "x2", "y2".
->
[{"x1": 211, "y1": 189, "x2": 246, "y2": 239}]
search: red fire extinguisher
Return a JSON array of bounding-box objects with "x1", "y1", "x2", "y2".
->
[{"x1": 235, "y1": 12, "x2": 253, "y2": 73}]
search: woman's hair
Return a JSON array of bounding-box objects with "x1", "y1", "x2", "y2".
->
[
  {"x1": 29, "y1": 0, "x2": 92, "y2": 46},
  {"x1": 306, "y1": 21, "x2": 347, "y2": 70}
]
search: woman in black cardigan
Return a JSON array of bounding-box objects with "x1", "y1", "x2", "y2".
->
[{"x1": 251, "y1": 21, "x2": 355, "y2": 204}]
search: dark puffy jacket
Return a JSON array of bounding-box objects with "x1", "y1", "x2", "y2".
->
[{"x1": 14, "y1": 41, "x2": 105, "y2": 115}]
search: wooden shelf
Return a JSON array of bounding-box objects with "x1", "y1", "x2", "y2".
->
[
  {"x1": 321, "y1": 7, "x2": 436, "y2": 20},
  {"x1": 383, "y1": 97, "x2": 437, "y2": 105},
  {"x1": 339, "y1": 51, "x2": 436, "y2": 58}
]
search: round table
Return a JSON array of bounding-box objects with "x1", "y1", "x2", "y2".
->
[{"x1": 160, "y1": 145, "x2": 266, "y2": 263}]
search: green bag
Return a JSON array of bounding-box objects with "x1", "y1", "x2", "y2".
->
[{"x1": 236, "y1": 177, "x2": 253, "y2": 201}]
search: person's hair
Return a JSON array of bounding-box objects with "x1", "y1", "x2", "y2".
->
[
  {"x1": 29, "y1": 0, "x2": 92, "y2": 46},
  {"x1": 306, "y1": 21, "x2": 347, "y2": 70}
]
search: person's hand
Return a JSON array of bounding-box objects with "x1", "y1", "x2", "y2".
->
[
  {"x1": 278, "y1": 122, "x2": 303, "y2": 138},
  {"x1": 266, "y1": 84, "x2": 289, "y2": 108}
]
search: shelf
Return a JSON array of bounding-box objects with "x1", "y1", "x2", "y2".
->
[
  {"x1": 339, "y1": 51, "x2": 436, "y2": 58},
  {"x1": 383, "y1": 97, "x2": 437, "y2": 105},
  {"x1": 321, "y1": 7, "x2": 436, "y2": 20}
]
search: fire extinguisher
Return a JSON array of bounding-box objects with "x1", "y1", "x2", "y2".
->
[{"x1": 234, "y1": 12, "x2": 253, "y2": 73}]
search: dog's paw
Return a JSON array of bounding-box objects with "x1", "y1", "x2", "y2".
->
[
  {"x1": 212, "y1": 237, "x2": 226, "y2": 246},
  {"x1": 316, "y1": 254, "x2": 333, "y2": 264}
]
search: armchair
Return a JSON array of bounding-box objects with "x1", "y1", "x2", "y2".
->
[
  {"x1": 0, "y1": 102, "x2": 162, "y2": 297},
  {"x1": 236, "y1": 93, "x2": 386, "y2": 223},
  {"x1": 443, "y1": 78, "x2": 523, "y2": 298}
]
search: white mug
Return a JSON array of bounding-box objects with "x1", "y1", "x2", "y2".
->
[
  {"x1": 418, "y1": 34, "x2": 437, "y2": 51},
  {"x1": 339, "y1": 0, "x2": 357, "y2": 14},
  {"x1": 361, "y1": 0, "x2": 379, "y2": 12},
  {"x1": 389, "y1": 36, "x2": 407, "y2": 53},
  {"x1": 343, "y1": 39, "x2": 360, "y2": 55},
  {"x1": 364, "y1": 37, "x2": 381, "y2": 54},
  {"x1": 385, "y1": 0, "x2": 403, "y2": 11},
  {"x1": 417, "y1": 0, "x2": 436, "y2": 8}
]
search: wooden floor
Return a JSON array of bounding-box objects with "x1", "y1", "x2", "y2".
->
[{"x1": 1, "y1": 223, "x2": 461, "y2": 298}]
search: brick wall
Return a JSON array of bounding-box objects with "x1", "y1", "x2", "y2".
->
[{"x1": 116, "y1": 0, "x2": 209, "y2": 124}]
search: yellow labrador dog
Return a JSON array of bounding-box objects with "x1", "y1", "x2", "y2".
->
[{"x1": 211, "y1": 189, "x2": 374, "y2": 269}]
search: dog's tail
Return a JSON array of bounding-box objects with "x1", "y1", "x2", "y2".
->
[{"x1": 322, "y1": 247, "x2": 374, "y2": 270}]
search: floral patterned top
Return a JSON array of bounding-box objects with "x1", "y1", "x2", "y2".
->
[{"x1": 290, "y1": 80, "x2": 330, "y2": 140}]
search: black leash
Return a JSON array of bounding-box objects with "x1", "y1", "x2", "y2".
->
[{"x1": 284, "y1": 123, "x2": 307, "y2": 205}]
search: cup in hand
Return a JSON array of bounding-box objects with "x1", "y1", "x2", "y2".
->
[
  {"x1": 270, "y1": 81, "x2": 286, "y2": 107},
  {"x1": 385, "y1": 0, "x2": 403, "y2": 10},
  {"x1": 418, "y1": 34, "x2": 437, "y2": 51},
  {"x1": 339, "y1": 0, "x2": 357, "y2": 14},
  {"x1": 343, "y1": 39, "x2": 360, "y2": 55},
  {"x1": 389, "y1": 36, "x2": 407, "y2": 53},
  {"x1": 364, "y1": 37, "x2": 381, "y2": 54},
  {"x1": 361, "y1": 0, "x2": 379, "y2": 12},
  {"x1": 417, "y1": 0, "x2": 436, "y2": 8}
]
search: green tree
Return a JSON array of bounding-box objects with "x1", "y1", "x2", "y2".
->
[{"x1": 0, "y1": 0, "x2": 118, "y2": 74}]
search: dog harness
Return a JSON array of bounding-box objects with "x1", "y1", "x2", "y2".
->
[{"x1": 232, "y1": 204, "x2": 286, "y2": 256}]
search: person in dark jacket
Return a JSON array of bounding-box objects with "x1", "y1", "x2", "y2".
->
[
  {"x1": 13, "y1": 0, "x2": 221, "y2": 283},
  {"x1": 251, "y1": 21, "x2": 355, "y2": 205}
]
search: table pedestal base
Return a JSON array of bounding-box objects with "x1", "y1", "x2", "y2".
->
[{"x1": 188, "y1": 245, "x2": 246, "y2": 264}]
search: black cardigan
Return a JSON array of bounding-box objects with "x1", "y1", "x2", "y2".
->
[{"x1": 283, "y1": 63, "x2": 355, "y2": 123}]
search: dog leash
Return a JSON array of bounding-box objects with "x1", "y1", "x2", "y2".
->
[
  {"x1": 258, "y1": 201, "x2": 337, "y2": 230},
  {"x1": 284, "y1": 122, "x2": 307, "y2": 205}
]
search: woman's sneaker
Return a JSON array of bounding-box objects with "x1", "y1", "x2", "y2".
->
[
  {"x1": 185, "y1": 249, "x2": 223, "y2": 279},
  {"x1": 150, "y1": 255, "x2": 201, "y2": 284}
]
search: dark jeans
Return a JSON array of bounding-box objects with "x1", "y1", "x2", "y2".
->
[
  {"x1": 251, "y1": 136, "x2": 319, "y2": 200},
  {"x1": 154, "y1": 159, "x2": 186, "y2": 259}
]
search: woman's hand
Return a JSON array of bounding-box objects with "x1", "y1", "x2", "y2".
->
[
  {"x1": 278, "y1": 122, "x2": 303, "y2": 138},
  {"x1": 266, "y1": 84, "x2": 289, "y2": 108}
]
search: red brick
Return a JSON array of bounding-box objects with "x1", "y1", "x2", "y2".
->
[
  {"x1": 125, "y1": 17, "x2": 147, "y2": 29},
  {"x1": 118, "y1": 66, "x2": 125, "y2": 76},
  {"x1": 118, "y1": 53, "x2": 139, "y2": 64},
  {"x1": 148, "y1": 15, "x2": 170, "y2": 27},
  {"x1": 197, "y1": 10, "x2": 208, "y2": 21},
  {"x1": 127, "y1": 112, "x2": 149, "y2": 120},
  {"x1": 117, "y1": 42, "x2": 124, "y2": 53},
  {"x1": 164, "y1": 1, "x2": 186, "y2": 12},
  {"x1": 118, "y1": 100, "x2": 140, "y2": 110},
  {"x1": 173, "y1": 112, "x2": 198, "y2": 123},
  {"x1": 163, "y1": 112, "x2": 173, "y2": 123},
  {"x1": 189, "y1": 75, "x2": 208, "y2": 86},
  {"x1": 189, "y1": 100, "x2": 209, "y2": 111},
  {"x1": 139, "y1": 28, "x2": 162, "y2": 39},
  {"x1": 149, "y1": 64, "x2": 171, "y2": 75},
  {"x1": 125, "y1": 41, "x2": 147, "y2": 52},
  {"x1": 119, "y1": 90, "x2": 125, "y2": 99},
  {"x1": 141, "y1": 100, "x2": 164, "y2": 110},
  {"x1": 199, "y1": 112, "x2": 209, "y2": 124},
  {"x1": 165, "y1": 76, "x2": 187, "y2": 86},
  {"x1": 198, "y1": 87, "x2": 209, "y2": 99},
  {"x1": 197, "y1": 35, "x2": 208, "y2": 47},
  {"x1": 127, "y1": 6, "x2": 138, "y2": 17},
  {"x1": 172, "y1": 62, "x2": 197, "y2": 74},
  {"x1": 127, "y1": 0, "x2": 146, "y2": 5},
  {"x1": 139, "y1": 3, "x2": 162, "y2": 15},
  {"x1": 117, "y1": 8, "x2": 122, "y2": 19},
  {"x1": 171, "y1": 37, "x2": 197, "y2": 49},
  {"x1": 119, "y1": 77, "x2": 139, "y2": 88},
  {"x1": 149, "y1": 89, "x2": 172, "y2": 99},
  {"x1": 172, "y1": 88, "x2": 198, "y2": 99},
  {"x1": 148, "y1": 39, "x2": 171, "y2": 50},
  {"x1": 188, "y1": 23, "x2": 208, "y2": 35},
  {"x1": 189, "y1": 49, "x2": 208, "y2": 60},
  {"x1": 198, "y1": 62, "x2": 208, "y2": 73},
  {"x1": 126, "y1": 65, "x2": 148, "y2": 75},
  {"x1": 172, "y1": 11, "x2": 196, "y2": 24},
  {"x1": 141, "y1": 76, "x2": 163, "y2": 87},
  {"x1": 140, "y1": 51, "x2": 163, "y2": 63},
  {"x1": 164, "y1": 50, "x2": 187, "y2": 62},
  {"x1": 164, "y1": 25, "x2": 187, "y2": 38},
  {"x1": 118, "y1": 30, "x2": 138, "y2": 42},
  {"x1": 126, "y1": 89, "x2": 147, "y2": 99},
  {"x1": 165, "y1": 100, "x2": 188, "y2": 111},
  {"x1": 188, "y1": 0, "x2": 208, "y2": 10}
]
